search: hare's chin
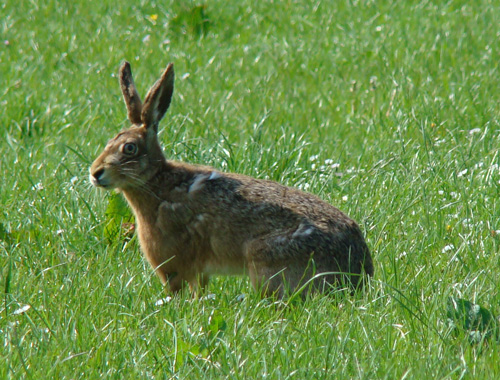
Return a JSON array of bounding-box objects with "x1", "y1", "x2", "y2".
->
[{"x1": 89, "y1": 174, "x2": 112, "y2": 189}]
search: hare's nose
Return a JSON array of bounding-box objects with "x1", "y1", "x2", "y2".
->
[
  {"x1": 90, "y1": 167, "x2": 107, "y2": 187},
  {"x1": 92, "y1": 168, "x2": 105, "y2": 181}
]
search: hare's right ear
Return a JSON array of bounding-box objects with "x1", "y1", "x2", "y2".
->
[
  {"x1": 119, "y1": 61, "x2": 143, "y2": 125},
  {"x1": 141, "y1": 63, "x2": 174, "y2": 132}
]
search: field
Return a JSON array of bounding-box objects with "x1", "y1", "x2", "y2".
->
[{"x1": 1, "y1": 0, "x2": 500, "y2": 378}]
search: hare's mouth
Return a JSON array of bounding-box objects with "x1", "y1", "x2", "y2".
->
[
  {"x1": 89, "y1": 169, "x2": 113, "y2": 189},
  {"x1": 89, "y1": 174, "x2": 108, "y2": 188}
]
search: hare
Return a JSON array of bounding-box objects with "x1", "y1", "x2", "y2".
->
[{"x1": 89, "y1": 61, "x2": 373, "y2": 298}]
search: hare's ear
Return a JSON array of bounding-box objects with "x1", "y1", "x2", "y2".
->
[
  {"x1": 141, "y1": 63, "x2": 174, "y2": 132},
  {"x1": 119, "y1": 61, "x2": 143, "y2": 124}
]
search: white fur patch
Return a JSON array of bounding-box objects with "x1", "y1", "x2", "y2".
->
[
  {"x1": 303, "y1": 227, "x2": 314, "y2": 236},
  {"x1": 189, "y1": 174, "x2": 209, "y2": 193},
  {"x1": 292, "y1": 223, "x2": 315, "y2": 239},
  {"x1": 274, "y1": 236, "x2": 288, "y2": 244},
  {"x1": 208, "y1": 171, "x2": 221, "y2": 180}
]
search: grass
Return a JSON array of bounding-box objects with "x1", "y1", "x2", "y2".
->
[{"x1": 1, "y1": 0, "x2": 500, "y2": 378}]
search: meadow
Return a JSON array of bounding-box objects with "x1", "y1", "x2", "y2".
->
[{"x1": 1, "y1": 0, "x2": 500, "y2": 378}]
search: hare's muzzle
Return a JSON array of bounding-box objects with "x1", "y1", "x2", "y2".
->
[{"x1": 89, "y1": 167, "x2": 109, "y2": 188}]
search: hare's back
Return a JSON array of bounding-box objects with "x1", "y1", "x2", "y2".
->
[
  {"x1": 175, "y1": 165, "x2": 360, "y2": 234},
  {"x1": 216, "y1": 172, "x2": 358, "y2": 232}
]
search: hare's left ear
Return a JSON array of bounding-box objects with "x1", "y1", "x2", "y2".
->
[
  {"x1": 119, "y1": 61, "x2": 143, "y2": 125},
  {"x1": 141, "y1": 63, "x2": 175, "y2": 132}
]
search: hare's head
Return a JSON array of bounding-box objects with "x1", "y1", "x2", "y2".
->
[{"x1": 90, "y1": 62, "x2": 174, "y2": 190}]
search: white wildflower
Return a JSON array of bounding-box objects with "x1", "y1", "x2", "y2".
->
[
  {"x1": 397, "y1": 251, "x2": 407, "y2": 261},
  {"x1": 155, "y1": 297, "x2": 172, "y2": 306},
  {"x1": 299, "y1": 183, "x2": 311, "y2": 191},
  {"x1": 442, "y1": 244, "x2": 455, "y2": 253},
  {"x1": 13, "y1": 305, "x2": 31, "y2": 315}
]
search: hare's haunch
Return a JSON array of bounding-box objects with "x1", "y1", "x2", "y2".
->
[{"x1": 90, "y1": 62, "x2": 373, "y2": 298}]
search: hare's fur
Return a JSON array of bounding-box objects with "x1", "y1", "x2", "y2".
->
[{"x1": 90, "y1": 62, "x2": 373, "y2": 298}]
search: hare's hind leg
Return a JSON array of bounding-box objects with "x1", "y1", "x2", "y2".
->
[
  {"x1": 246, "y1": 259, "x2": 288, "y2": 298},
  {"x1": 188, "y1": 273, "x2": 210, "y2": 294},
  {"x1": 244, "y1": 234, "x2": 321, "y2": 298}
]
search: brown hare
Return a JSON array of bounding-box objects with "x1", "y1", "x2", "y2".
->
[{"x1": 90, "y1": 61, "x2": 373, "y2": 298}]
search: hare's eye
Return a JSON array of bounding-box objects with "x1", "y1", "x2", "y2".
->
[{"x1": 122, "y1": 143, "x2": 138, "y2": 156}]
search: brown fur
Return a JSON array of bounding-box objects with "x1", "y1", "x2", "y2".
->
[{"x1": 89, "y1": 61, "x2": 373, "y2": 298}]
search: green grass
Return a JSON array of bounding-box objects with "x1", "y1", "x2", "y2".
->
[{"x1": 2, "y1": 0, "x2": 500, "y2": 378}]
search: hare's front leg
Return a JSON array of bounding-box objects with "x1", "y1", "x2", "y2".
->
[
  {"x1": 157, "y1": 202, "x2": 210, "y2": 294},
  {"x1": 158, "y1": 202, "x2": 208, "y2": 240},
  {"x1": 158, "y1": 202, "x2": 194, "y2": 235},
  {"x1": 155, "y1": 202, "x2": 194, "y2": 290}
]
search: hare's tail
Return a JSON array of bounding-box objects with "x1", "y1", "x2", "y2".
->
[
  {"x1": 351, "y1": 238, "x2": 373, "y2": 292},
  {"x1": 362, "y1": 244, "x2": 374, "y2": 277}
]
